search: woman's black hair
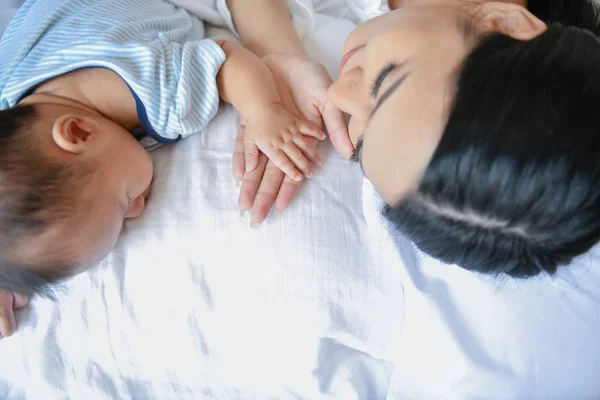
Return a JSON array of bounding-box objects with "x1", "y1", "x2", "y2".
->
[{"x1": 384, "y1": 0, "x2": 600, "y2": 278}]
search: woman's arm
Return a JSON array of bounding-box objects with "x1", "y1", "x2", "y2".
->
[{"x1": 226, "y1": 0, "x2": 306, "y2": 57}]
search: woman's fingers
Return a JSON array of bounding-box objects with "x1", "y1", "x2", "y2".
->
[
  {"x1": 251, "y1": 161, "x2": 288, "y2": 224},
  {"x1": 322, "y1": 100, "x2": 353, "y2": 159},
  {"x1": 238, "y1": 152, "x2": 269, "y2": 211},
  {"x1": 266, "y1": 148, "x2": 303, "y2": 182},
  {"x1": 274, "y1": 174, "x2": 302, "y2": 212},
  {"x1": 237, "y1": 152, "x2": 305, "y2": 225},
  {"x1": 244, "y1": 141, "x2": 260, "y2": 172},
  {"x1": 232, "y1": 124, "x2": 247, "y2": 183}
]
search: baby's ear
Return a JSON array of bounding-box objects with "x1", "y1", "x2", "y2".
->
[{"x1": 52, "y1": 114, "x2": 99, "y2": 154}]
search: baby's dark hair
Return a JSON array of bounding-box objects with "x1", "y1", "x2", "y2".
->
[
  {"x1": 1, "y1": 104, "x2": 80, "y2": 296},
  {"x1": 385, "y1": 0, "x2": 600, "y2": 278}
]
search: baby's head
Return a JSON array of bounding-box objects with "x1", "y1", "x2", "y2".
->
[{"x1": 0, "y1": 102, "x2": 153, "y2": 297}]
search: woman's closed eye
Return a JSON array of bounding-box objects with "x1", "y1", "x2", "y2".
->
[
  {"x1": 368, "y1": 63, "x2": 411, "y2": 120},
  {"x1": 370, "y1": 63, "x2": 397, "y2": 98},
  {"x1": 352, "y1": 63, "x2": 400, "y2": 166}
]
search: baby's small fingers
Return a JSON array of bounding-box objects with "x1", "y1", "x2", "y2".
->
[
  {"x1": 298, "y1": 121, "x2": 326, "y2": 140},
  {"x1": 293, "y1": 135, "x2": 323, "y2": 167},
  {"x1": 283, "y1": 143, "x2": 313, "y2": 178},
  {"x1": 270, "y1": 150, "x2": 303, "y2": 182},
  {"x1": 244, "y1": 142, "x2": 260, "y2": 172}
]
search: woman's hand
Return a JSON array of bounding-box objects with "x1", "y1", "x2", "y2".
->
[
  {"x1": 0, "y1": 291, "x2": 29, "y2": 338},
  {"x1": 233, "y1": 55, "x2": 350, "y2": 224},
  {"x1": 263, "y1": 54, "x2": 352, "y2": 158}
]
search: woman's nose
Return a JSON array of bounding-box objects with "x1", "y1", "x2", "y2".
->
[{"x1": 328, "y1": 67, "x2": 371, "y2": 120}]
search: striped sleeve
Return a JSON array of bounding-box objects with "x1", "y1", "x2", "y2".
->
[{"x1": 133, "y1": 39, "x2": 226, "y2": 142}]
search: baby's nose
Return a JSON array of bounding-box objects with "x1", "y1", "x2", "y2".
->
[
  {"x1": 125, "y1": 194, "x2": 146, "y2": 219},
  {"x1": 142, "y1": 182, "x2": 152, "y2": 200}
]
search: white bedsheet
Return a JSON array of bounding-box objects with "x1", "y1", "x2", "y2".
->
[{"x1": 1, "y1": 1, "x2": 600, "y2": 399}]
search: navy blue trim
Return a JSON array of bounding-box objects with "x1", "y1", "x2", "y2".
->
[{"x1": 128, "y1": 88, "x2": 181, "y2": 144}]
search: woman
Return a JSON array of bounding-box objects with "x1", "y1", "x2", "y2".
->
[{"x1": 231, "y1": 0, "x2": 600, "y2": 278}]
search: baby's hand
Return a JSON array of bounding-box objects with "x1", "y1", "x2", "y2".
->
[
  {"x1": 0, "y1": 291, "x2": 29, "y2": 339},
  {"x1": 242, "y1": 103, "x2": 325, "y2": 182}
]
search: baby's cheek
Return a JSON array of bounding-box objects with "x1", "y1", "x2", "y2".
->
[
  {"x1": 76, "y1": 212, "x2": 125, "y2": 269},
  {"x1": 138, "y1": 151, "x2": 154, "y2": 191}
]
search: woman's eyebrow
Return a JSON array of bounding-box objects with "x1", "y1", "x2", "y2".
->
[{"x1": 368, "y1": 72, "x2": 411, "y2": 121}]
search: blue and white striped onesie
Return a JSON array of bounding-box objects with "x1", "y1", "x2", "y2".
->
[{"x1": 0, "y1": 0, "x2": 226, "y2": 144}]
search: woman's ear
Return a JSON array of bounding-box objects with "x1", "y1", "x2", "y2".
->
[
  {"x1": 473, "y1": 2, "x2": 547, "y2": 40},
  {"x1": 52, "y1": 114, "x2": 99, "y2": 154}
]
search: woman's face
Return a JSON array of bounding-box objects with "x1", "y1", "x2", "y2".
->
[
  {"x1": 328, "y1": 0, "x2": 540, "y2": 205},
  {"x1": 329, "y1": 2, "x2": 474, "y2": 204}
]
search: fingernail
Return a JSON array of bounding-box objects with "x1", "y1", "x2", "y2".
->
[
  {"x1": 294, "y1": 174, "x2": 303, "y2": 182},
  {"x1": 250, "y1": 221, "x2": 262, "y2": 229},
  {"x1": 240, "y1": 210, "x2": 250, "y2": 218},
  {"x1": 317, "y1": 159, "x2": 324, "y2": 167}
]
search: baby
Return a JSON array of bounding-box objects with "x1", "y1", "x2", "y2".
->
[{"x1": 0, "y1": 0, "x2": 326, "y2": 336}]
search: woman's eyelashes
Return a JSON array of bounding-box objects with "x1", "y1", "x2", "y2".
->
[
  {"x1": 370, "y1": 63, "x2": 397, "y2": 98},
  {"x1": 351, "y1": 137, "x2": 364, "y2": 163}
]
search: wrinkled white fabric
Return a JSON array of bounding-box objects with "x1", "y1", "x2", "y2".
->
[{"x1": 1, "y1": 0, "x2": 600, "y2": 399}]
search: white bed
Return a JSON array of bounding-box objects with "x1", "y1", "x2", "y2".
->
[{"x1": 1, "y1": 1, "x2": 599, "y2": 399}]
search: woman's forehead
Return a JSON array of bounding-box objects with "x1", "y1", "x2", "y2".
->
[{"x1": 361, "y1": 28, "x2": 470, "y2": 203}]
